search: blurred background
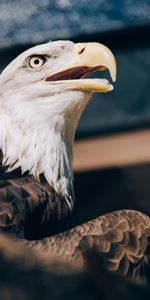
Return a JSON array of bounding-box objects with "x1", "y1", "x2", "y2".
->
[{"x1": 0, "y1": 0, "x2": 150, "y2": 226}]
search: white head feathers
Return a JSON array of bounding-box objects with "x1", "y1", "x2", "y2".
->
[
  {"x1": 0, "y1": 40, "x2": 116, "y2": 209},
  {"x1": 0, "y1": 41, "x2": 92, "y2": 209}
]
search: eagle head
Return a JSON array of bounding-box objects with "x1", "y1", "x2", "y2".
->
[{"x1": 0, "y1": 40, "x2": 116, "y2": 209}]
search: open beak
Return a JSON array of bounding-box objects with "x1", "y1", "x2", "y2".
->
[{"x1": 45, "y1": 42, "x2": 117, "y2": 93}]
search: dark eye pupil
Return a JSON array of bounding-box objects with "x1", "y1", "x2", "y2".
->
[{"x1": 34, "y1": 59, "x2": 40, "y2": 65}]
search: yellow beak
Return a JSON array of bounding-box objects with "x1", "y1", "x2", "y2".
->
[
  {"x1": 73, "y1": 42, "x2": 116, "y2": 82},
  {"x1": 46, "y1": 42, "x2": 117, "y2": 93}
]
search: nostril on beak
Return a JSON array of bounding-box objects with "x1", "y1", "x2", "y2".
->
[{"x1": 78, "y1": 47, "x2": 85, "y2": 54}]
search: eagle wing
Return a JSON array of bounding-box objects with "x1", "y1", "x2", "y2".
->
[
  {"x1": 1, "y1": 234, "x2": 150, "y2": 300},
  {"x1": 30, "y1": 210, "x2": 150, "y2": 282}
]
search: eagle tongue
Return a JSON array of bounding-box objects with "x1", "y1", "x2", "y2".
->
[{"x1": 45, "y1": 66, "x2": 98, "y2": 81}]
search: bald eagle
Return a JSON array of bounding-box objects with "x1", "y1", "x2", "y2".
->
[{"x1": 0, "y1": 40, "x2": 150, "y2": 282}]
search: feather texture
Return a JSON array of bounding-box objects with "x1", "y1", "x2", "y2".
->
[
  {"x1": 25, "y1": 210, "x2": 150, "y2": 282},
  {"x1": 0, "y1": 40, "x2": 149, "y2": 285},
  {"x1": 0, "y1": 162, "x2": 70, "y2": 239}
]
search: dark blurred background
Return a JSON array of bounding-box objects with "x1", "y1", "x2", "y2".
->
[{"x1": 0, "y1": 0, "x2": 150, "y2": 225}]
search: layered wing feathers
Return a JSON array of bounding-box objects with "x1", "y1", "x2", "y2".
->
[{"x1": 30, "y1": 210, "x2": 150, "y2": 281}]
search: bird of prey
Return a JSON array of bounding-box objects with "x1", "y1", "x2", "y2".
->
[{"x1": 0, "y1": 40, "x2": 150, "y2": 283}]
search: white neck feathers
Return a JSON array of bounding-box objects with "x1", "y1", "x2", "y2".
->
[{"x1": 0, "y1": 90, "x2": 91, "y2": 209}]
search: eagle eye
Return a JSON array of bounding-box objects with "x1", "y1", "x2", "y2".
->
[{"x1": 28, "y1": 55, "x2": 47, "y2": 69}]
